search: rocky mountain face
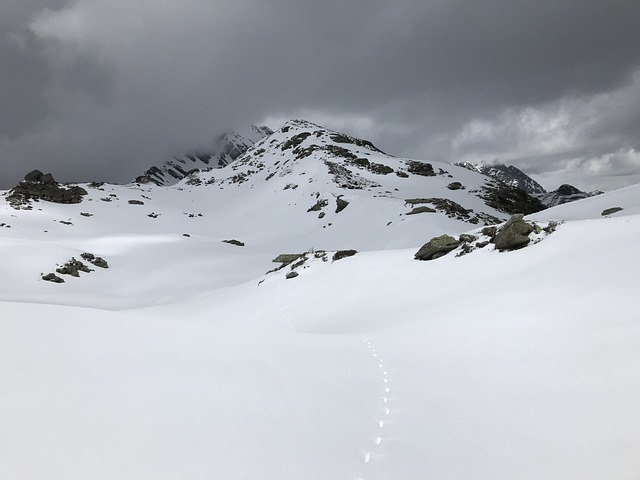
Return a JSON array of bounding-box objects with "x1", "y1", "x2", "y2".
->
[
  {"x1": 1, "y1": 119, "x2": 548, "y2": 261},
  {"x1": 536, "y1": 184, "x2": 603, "y2": 207},
  {"x1": 457, "y1": 161, "x2": 602, "y2": 207},
  {"x1": 456, "y1": 162, "x2": 547, "y2": 195},
  {"x1": 135, "y1": 125, "x2": 273, "y2": 186}
]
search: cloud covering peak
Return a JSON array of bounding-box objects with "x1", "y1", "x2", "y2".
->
[{"x1": 1, "y1": 0, "x2": 639, "y2": 191}]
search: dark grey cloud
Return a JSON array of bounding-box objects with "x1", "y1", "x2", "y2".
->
[{"x1": 1, "y1": 0, "x2": 639, "y2": 190}]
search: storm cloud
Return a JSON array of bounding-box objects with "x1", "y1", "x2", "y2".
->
[{"x1": 1, "y1": 0, "x2": 639, "y2": 190}]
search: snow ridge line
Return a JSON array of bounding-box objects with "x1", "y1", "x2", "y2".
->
[{"x1": 357, "y1": 334, "x2": 396, "y2": 479}]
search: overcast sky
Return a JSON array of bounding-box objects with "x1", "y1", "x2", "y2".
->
[{"x1": 1, "y1": 0, "x2": 639, "y2": 191}]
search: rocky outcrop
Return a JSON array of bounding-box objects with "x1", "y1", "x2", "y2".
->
[
  {"x1": 7, "y1": 170, "x2": 87, "y2": 209},
  {"x1": 333, "y1": 250, "x2": 358, "y2": 261},
  {"x1": 415, "y1": 235, "x2": 461, "y2": 261},
  {"x1": 56, "y1": 258, "x2": 94, "y2": 277},
  {"x1": 457, "y1": 162, "x2": 546, "y2": 195},
  {"x1": 81, "y1": 253, "x2": 109, "y2": 268},
  {"x1": 491, "y1": 214, "x2": 534, "y2": 251},
  {"x1": 601, "y1": 207, "x2": 623, "y2": 216},
  {"x1": 335, "y1": 197, "x2": 349, "y2": 213},
  {"x1": 479, "y1": 180, "x2": 546, "y2": 215},
  {"x1": 222, "y1": 239, "x2": 245, "y2": 247}
]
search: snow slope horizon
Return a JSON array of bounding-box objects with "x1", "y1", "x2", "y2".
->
[{"x1": 2, "y1": 121, "x2": 640, "y2": 479}]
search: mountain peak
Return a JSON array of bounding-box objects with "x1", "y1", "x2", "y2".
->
[{"x1": 135, "y1": 125, "x2": 273, "y2": 186}]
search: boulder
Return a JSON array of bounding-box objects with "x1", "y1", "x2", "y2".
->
[
  {"x1": 415, "y1": 234, "x2": 460, "y2": 261},
  {"x1": 406, "y1": 206, "x2": 436, "y2": 215},
  {"x1": 601, "y1": 207, "x2": 623, "y2": 216},
  {"x1": 492, "y1": 214, "x2": 534, "y2": 251},
  {"x1": 335, "y1": 196, "x2": 349, "y2": 213},
  {"x1": 333, "y1": 249, "x2": 358, "y2": 261},
  {"x1": 222, "y1": 239, "x2": 245, "y2": 247}
]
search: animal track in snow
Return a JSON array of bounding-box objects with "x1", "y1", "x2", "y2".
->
[{"x1": 357, "y1": 334, "x2": 400, "y2": 478}]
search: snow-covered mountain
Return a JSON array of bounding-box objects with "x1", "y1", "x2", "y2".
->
[
  {"x1": 457, "y1": 161, "x2": 603, "y2": 207},
  {"x1": 536, "y1": 183, "x2": 604, "y2": 207},
  {"x1": 2, "y1": 120, "x2": 640, "y2": 480},
  {"x1": 135, "y1": 125, "x2": 273, "y2": 186},
  {"x1": 457, "y1": 161, "x2": 547, "y2": 195}
]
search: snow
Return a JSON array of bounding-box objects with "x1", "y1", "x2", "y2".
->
[{"x1": 1, "y1": 122, "x2": 640, "y2": 479}]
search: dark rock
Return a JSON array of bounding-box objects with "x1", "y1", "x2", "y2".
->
[
  {"x1": 352, "y1": 158, "x2": 370, "y2": 168},
  {"x1": 80, "y1": 212, "x2": 93, "y2": 217},
  {"x1": 128, "y1": 200, "x2": 144, "y2": 205},
  {"x1": 273, "y1": 254, "x2": 305, "y2": 264},
  {"x1": 481, "y1": 226, "x2": 498, "y2": 237},
  {"x1": 492, "y1": 214, "x2": 534, "y2": 251},
  {"x1": 406, "y1": 161, "x2": 436, "y2": 177},
  {"x1": 601, "y1": 207, "x2": 623, "y2": 216},
  {"x1": 42, "y1": 273, "x2": 65, "y2": 283},
  {"x1": 415, "y1": 235, "x2": 460, "y2": 261},
  {"x1": 543, "y1": 221, "x2": 558, "y2": 233},
  {"x1": 335, "y1": 197, "x2": 349, "y2": 213},
  {"x1": 459, "y1": 234, "x2": 477, "y2": 243},
  {"x1": 369, "y1": 163, "x2": 394, "y2": 175},
  {"x1": 285, "y1": 271, "x2": 299, "y2": 279},
  {"x1": 477, "y1": 241, "x2": 490, "y2": 248},
  {"x1": 406, "y1": 206, "x2": 436, "y2": 215},
  {"x1": 81, "y1": 253, "x2": 109, "y2": 268},
  {"x1": 447, "y1": 182, "x2": 464, "y2": 190},
  {"x1": 24, "y1": 169, "x2": 44, "y2": 182},
  {"x1": 318, "y1": 212, "x2": 326, "y2": 219},
  {"x1": 56, "y1": 258, "x2": 93, "y2": 277},
  {"x1": 7, "y1": 170, "x2": 88, "y2": 209},
  {"x1": 222, "y1": 239, "x2": 245, "y2": 247},
  {"x1": 333, "y1": 250, "x2": 358, "y2": 261},
  {"x1": 396, "y1": 171, "x2": 409, "y2": 178},
  {"x1": 479, "y1": 181, "x2": 546, "y2": 215},
  {"x1": 307, "y1": 199, "x2": 329, "y2": 212}
]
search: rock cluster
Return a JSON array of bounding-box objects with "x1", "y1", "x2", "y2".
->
[
  {"x1": 7, "y1": 170, "x2": 87, "y2": 209},
  {"x1": 415, "y1": 215, "x2": 554, "y2": 261}
]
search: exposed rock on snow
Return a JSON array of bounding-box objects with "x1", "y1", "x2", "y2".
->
[
  {"x1": 81, "y1": 253, "x2": 109, "y2": 268},
  {"x1": 273, "y1": 254, "x2": 305, "y2": 265},
  {"x1": 601, "y1": 207, "x2": 623, "y2": 216},
  {"x1": 457, "y1": 162, "x2": 546, "y2": 195},
  {"x1": 415, "y1": 234, "x2": 461, "y2": 260},
  {"x1": 136, "y1": 126, "x2": 273, "y2": 186},
  {"x1": 41, "y1": 272, "x2": 65, "y2": 283},
  {"x1": 335, "y1": 196, "x2": 349, "y2": 213},
  {"x1": 491, "y1": 214, "x2": 534, "y2": 251},
  {"x1": 222, "y1": 239, "x2": 245, "y2": 247},
  {"x1": 477, "y1": 180, "x2": 546, "y2": 215},
  {"x1": 332, "y1": 249, "x2": 358, "y2": 261},
  {"x1": 7, "y1": 170, "x2": 88, "y2": 209},
  {"x1": 56, "y1": 257, "x2": 94, "y2": 277},
  {"x1": 537, "y1": 184, "x2": 603, "y2": 207}
]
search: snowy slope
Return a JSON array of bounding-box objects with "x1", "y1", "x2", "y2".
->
[{"x1": 1, "y1": 120, "x2": 640, "y2": 480}]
